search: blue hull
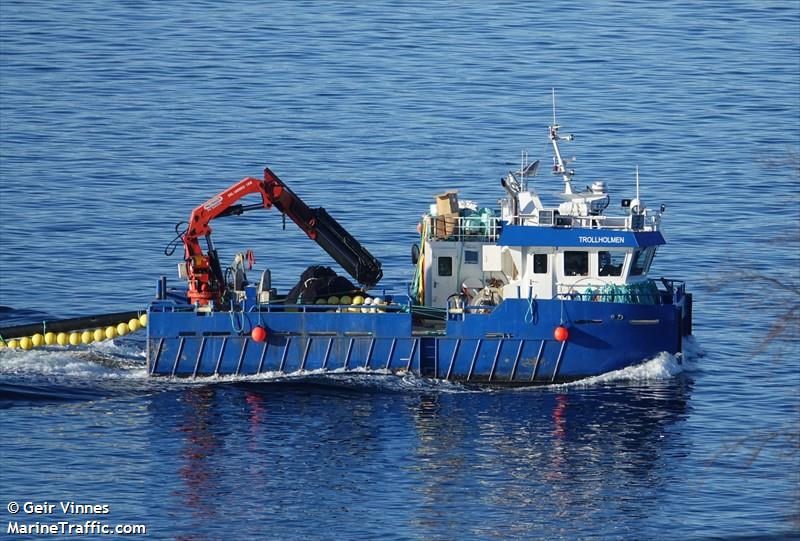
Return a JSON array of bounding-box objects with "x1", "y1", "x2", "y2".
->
[{"x1": 147, "y1": 290, "x2": 692, "y2": 385}]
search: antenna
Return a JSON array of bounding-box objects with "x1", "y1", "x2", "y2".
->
[
  {"x1": 630, "y1": 164, "x2": 645, "y2": 216},
  {"x1": 521, "y1": 149, "x2": 526, "y2": 191},
  {"x1": 549, "y1": 88, "x2": 574, "y2": 195}
]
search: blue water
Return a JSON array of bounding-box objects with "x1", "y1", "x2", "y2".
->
[{"x1": 1, "y1": 1, "x2": 798, "y2": 539}]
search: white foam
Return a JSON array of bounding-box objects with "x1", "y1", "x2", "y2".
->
[
  {"x1": 681, "y1": 334, "x2": 705, "y2": 361},
  {"x1": 1, "y1": 336, "x2": 704, "y2": 391},
  {"x1": 0, "y1": 348, "x2": 147, "y2": 379},
  {"x1": 152, "y1": 368, "x2": 319, "y2": 386},
  {"x1": 152, "y1": 366, "x2": 474, "y2": 393},
  {"x1": 140, "y1": 349, "x2": 696, "y2": 392},
  {"x1": 549, "y1": 352, "x2": 692, "y2": 391},
  {"x1": 323, "y1": 370, "x2": 476, "y2": 393},
  {"x1": 89, "y1": 338, "x2": 147, "y2": 359}
]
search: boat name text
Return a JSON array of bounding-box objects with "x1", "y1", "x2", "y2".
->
[{"x1": 578, "y1": 235, "x2": 626, "y2": 244}]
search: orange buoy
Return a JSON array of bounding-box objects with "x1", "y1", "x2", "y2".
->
[
  {"x1": 554, "y1": 326, "x2": 569, "y2": 342},
  {"x1": 251, "y1": 326, "x2": 267, "y2": 342}
]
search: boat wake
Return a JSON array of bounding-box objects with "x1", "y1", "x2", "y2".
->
[
  {"x1": 0, "y1": 341, "x2": 147, "y2": 380},
  {"x1": 0, "y1": 340, "x2": 150, "y2": 407},
  {"x1": 547, "y1": 335, "x2": 703, "y2": 390},
  {"x1": 151, "y1": 366, "x2": 479, "y2": 394},
  {"x1": 0, "y1": 336, "x2": 703, "y2": 402}
]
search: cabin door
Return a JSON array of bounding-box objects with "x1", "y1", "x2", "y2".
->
[
  {"x1": 428, "y1": 246, "x2": 460, "y2": 308},
  {"x1": 529, "y1": 250, "x2": 555, "y2": 300}
]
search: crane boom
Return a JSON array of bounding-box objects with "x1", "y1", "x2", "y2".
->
[{"x1": 182, "y1": 167, "x2": 382, "y2": 305}]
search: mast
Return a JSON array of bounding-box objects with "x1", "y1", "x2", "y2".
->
[
  {"x1": 549, "y1": 89, "x2": 575, "y2": 195},
  {"x1": 631, "y1": 164, "x2": 644, "y2": 215}
]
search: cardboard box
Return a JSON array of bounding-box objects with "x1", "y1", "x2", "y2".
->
[
  {"x1": 435, "y1": 214, "x2": 459, "y2": 239},
  {"x1": 436, "y1": 191, "x2": 459, "y2": 216}
]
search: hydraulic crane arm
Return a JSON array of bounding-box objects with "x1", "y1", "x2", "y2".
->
[{"x1": 181, "y1": 167, "x2": 382, "y2": 306}]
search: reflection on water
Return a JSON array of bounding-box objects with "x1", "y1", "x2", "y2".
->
[
  {"x1": 1, "y1": 0, "x2": 797, "y2": 536},
  {"x1": 406, "y1": 379, "x2": 692, "y2": 539},
  {"x1": 176, "y1": 388, "x2": 221, "y2": 524},
  {"x1": 149, "y1": 376, "x2": 693, "y2": 539}
]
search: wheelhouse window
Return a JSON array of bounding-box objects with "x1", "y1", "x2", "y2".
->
[
  {"x1": 563, "y1": 251, "x2": 588, "y2": 276},
  {"x1": 464, "y1": 250, "x2": 479, "y2": 264},
  {"x1": 598, "y1": 250, "x2": 625, "y2": 277},
  {"x1": 438, "y1": 256, "x2": 453, "y2": 276},
  {"x1": 533, "y1": 253, "x2": 548, "y2": 274},
  {"x1": 630, "y1": 247, "x2": 656, "y2": 276},
  {"x1": 644, "y1": 247, "x2": 657, "y2": 273}
]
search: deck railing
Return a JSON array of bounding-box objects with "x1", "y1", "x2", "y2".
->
[
  {"x1": 427, "y1": 215, "x2": 502, "y2": 242},
  {"x1": 554, "y1": 278, "x2": 686, "y2": 305},
  {"x1": 514, "y1": 211, "x2": 661, "y2": 231}
]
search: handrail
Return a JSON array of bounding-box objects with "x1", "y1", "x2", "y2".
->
[
  {"x1": 556, "y1": 292, "x2": 664, "y2": 305},
  {"x1": 257, "y1": 303, "x2": 404, "y2": 313},
  {"x1": 427, "y1": 215, "x2": 502, "y2": 241},
  {"x1": 514, "y1": 212, "x2": 660, "y2": 231},
  {"x1": 555, "y1": 278, "x2": 666, "y2": 305}
]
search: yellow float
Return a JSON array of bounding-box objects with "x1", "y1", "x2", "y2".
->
[{"x1": 0, "y1": 311, "x2": 147, "y2": 351}]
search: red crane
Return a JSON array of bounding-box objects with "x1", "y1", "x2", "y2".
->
[{"x1": 180, "y1": 167, "x2": 382, "y2": 306}]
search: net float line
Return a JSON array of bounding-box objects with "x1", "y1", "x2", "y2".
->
[{"x1": 0, "y1": 311, "x2": 147, "y2": 349}]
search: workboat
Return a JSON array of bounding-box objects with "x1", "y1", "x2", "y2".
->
[{"x1": 145, "y1": 105, "x2": 692, "y2": 385}]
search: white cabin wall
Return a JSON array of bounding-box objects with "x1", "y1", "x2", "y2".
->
[
  {"x1": 501, "y1": 247, "x2": 556, "y2": 300},
  {"x1": 424, "y1": 241, "x2": 658, "y2": 306},
  {"x1": 503, "y1": 247, "x2": 521, "y2": 279},
  {"x1": 526, "y1": 247, "x2": 556, "y2": 299},
  {"x1": 553, "y1": 248, "x2": 650, "y2": 297},
  {"x1": 424, "y1": 239, "x2": 499, "y2": 307},
  {"x1": 422, "y1": 239, "x2": 434, "y2": 306}
]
